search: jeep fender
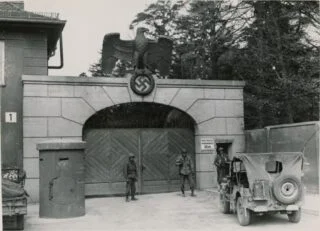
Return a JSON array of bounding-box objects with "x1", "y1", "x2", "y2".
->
[
  {"x1": 230, "y1": 188, "x2": 240, "y2": 212},
  {"x1": 231, "y1": 186, "x2": 241, "y2": 201}
]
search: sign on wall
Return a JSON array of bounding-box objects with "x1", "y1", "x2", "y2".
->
[
  {"x1": 200, "y1": 138, "x2": 215, "y2": 151},
  {"x1": 5, "y1": 112, "x2": 17, "y2": 123}
]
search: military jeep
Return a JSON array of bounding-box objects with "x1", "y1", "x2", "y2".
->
[{"x1": 219, "y1": 152, "x2": 304, "y2": 226}]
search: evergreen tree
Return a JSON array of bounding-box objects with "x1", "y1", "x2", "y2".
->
[
  {"x1": 235, "y1": 0, "x2": 319, "y2": 128},
  {"x1": 87, "y1": 0, "x2": 319, "y2": 128}
]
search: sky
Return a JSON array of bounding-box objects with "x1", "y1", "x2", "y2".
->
[
  {"x1": 22, "y1": 0, "x2": 156, "y2": 76},
  {"x1": 12, "y1": 0, "x2": 320, "y2": 76}
]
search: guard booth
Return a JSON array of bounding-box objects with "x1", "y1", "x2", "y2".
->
[{"x1": 37, "y1": 141, "x2": 86, "y2": 218}]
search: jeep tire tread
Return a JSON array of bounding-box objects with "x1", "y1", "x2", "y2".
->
[
  {"x1": 272, "y1": 175, "x2": 302, "y2": 205},
  {"x1": 288, "y1": 208, "x2": 301, "y2": 223},
  {"x1": 219, "y1": 191, "x2": 230, "y2": 214},
  {"x1": 236, "y1": 197, "x2": 251, "y2": 226}
]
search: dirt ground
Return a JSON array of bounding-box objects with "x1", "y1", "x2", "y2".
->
[{"x1": 24, "y1": 190, "x2": 319, "y2": 231}]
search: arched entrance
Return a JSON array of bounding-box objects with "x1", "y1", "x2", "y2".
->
[
  {"x1": 22, "y1": 75, "x2": 245, "y2": 201},
  {"x1": 83, "y1": 102, "x2": 196, "y2": 196}
]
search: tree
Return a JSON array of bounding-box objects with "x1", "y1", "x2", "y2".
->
[
  {"x1": 89, "y1": 0, "x2": 250, "y2": 79},
  {"x1": 87, "y1": 0, "x2": 319, "y2": 129},
  {"x1": 174, "y1": 0, "x2": 252, "y2": 79},
  {"x1": 79, "y1": 72, "x2": 88, "y2": 77},
  {"x1": 130, "y1": 0, "x2": 251, "y2": 79},
  {"x1": 88, "y1": 58, "x2": 104, "y2": 77},
  {"x1": 234, "y1": 0, "x2": 320, "y2": 128},
  {"x1": 130, "y1": 0, "x2": 185, "y2": 37}
]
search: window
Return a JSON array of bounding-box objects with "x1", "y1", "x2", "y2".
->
[
  {"x1": 0, "y1": 40, "x2": 4, "y2": 86},
  {"x1": 233, "y1": 161, "x2": 246, "y2": 172},
  {"x1": 265, "y1": 160, "x2": 283, "y2": 173}
]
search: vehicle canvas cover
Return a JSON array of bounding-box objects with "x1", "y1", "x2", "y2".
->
[
  {"x1": 235, "y1": 152, "x2": 304, "y2": 187},
  {"x1": 2, "y1": 168, "x2": 28, "y2": 198},
  {"x1": 2, "y1": 178, "x2": 26, "y2": 198}
]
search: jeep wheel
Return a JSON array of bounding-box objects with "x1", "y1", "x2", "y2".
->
[
  {"x1": 273, "y1": 175, "x2": 302, "y2": 205},
  {"x1": 236, "y1": 197, "x2": 251, "y2": 226},
  {"x1": 288, "y1": 208, "x2": 301, "y2": 223},
  {"x1": 219, "y1": 191, "x2": 230, "y2": 214}
]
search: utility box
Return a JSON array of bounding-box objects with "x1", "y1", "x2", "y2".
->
[{"x1": 37, "y1": 140, "x2": 86, "y2": 218}]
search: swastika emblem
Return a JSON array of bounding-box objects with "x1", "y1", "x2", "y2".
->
[{"x1": 130, "y1": 73, "x2": 155, "y2": 96}]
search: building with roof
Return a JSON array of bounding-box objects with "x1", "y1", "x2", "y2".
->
[{"x1": 0, "y1": 1, "x2": 65, "y2": 169}]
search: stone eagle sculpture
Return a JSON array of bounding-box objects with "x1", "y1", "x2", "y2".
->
[{"x1": 101, "y1": 27, "x2": 173, "y2": 76}]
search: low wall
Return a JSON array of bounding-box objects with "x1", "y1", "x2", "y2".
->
[{"x1": 245, "y1": 121, "x2": 320, "y2": 194}]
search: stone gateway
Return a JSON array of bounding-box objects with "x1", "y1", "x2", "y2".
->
[
  {"x1": 22, "y1": 75, "x2": 245, "y2": 201},
  {"x1": 0, "y1": 2, "x2": 245, "y2": 203}
]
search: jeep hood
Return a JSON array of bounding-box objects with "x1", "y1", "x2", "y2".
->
[{"x1": 235, "y1": 152, "x2": 304, "y2": 187}]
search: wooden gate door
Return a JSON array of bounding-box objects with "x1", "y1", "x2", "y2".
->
[
  {"x1": 140, "y1": 129, "x2": 194, "y2": 193},
  {"x1": 167, "y1": 129, "x2": 195, "y2": 192},
  {"x1": 84, "y1": 129, "x2": 140, "y2": 196},
  {"x1": 140, "y1": 130, "x2": 169, "y2": 193},
  {"x1": 84, "y1": 128, "x2": 194, "y2": 196}
]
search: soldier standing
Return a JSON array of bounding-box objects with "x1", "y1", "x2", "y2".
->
[
  {"x1": 175, "y1": 148, "x2": 195, "y2": 197},
  {"x1": 124, "y1": 153, "x2": 138, "y2": 202},
  {"x1": 214, "y1": 147, "x2": 229, "y2": 188}
]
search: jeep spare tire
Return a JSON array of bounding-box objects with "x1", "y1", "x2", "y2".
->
[{"x1": 272, "y1": 175, "x2": 302, "y2": 205}]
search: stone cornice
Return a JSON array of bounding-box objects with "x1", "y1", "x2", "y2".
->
[{"x1": 22, "y1": 75, "x2": 245, "y2": 89}]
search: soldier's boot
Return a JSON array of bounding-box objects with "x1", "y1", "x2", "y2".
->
[
  {"x1": 131, "y1": 192, "x2": 138, "y2": 201},
  {"x1": 125, "y1": 196, "x2": 130, "y2": 202},
  {"x1": 181, "y1": 189, "x2": 185, "y2": 197},
  {"x1": 191, "y1": 188, "x2": 195, "y2": 197}
]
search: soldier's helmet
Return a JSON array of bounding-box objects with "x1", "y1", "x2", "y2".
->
[
  {"x1": 181, "y1": 148, "x2": 187, "y2": 154},
  {"x1": 129, "y1": 153, "x2": 135, "y2": 158}
]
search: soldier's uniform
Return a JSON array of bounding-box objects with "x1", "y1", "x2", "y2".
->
[
  {"x1": 124, "y1": 153, "x2": 138, "y2": 202},
  {"x1": 214, "y1": 147, "x2": 229, "y2": 185},
  {"x1": 176, "y1": 148, "x2": 195, "y2": 196}
]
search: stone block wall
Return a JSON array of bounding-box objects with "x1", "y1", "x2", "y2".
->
[{"x1": 22, "y1": 75, "x2": 245, "y2": 202}]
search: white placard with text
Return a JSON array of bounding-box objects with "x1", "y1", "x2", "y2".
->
[{"x1": 200, "y1": 138, "x2": 215, "y2": 151}]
